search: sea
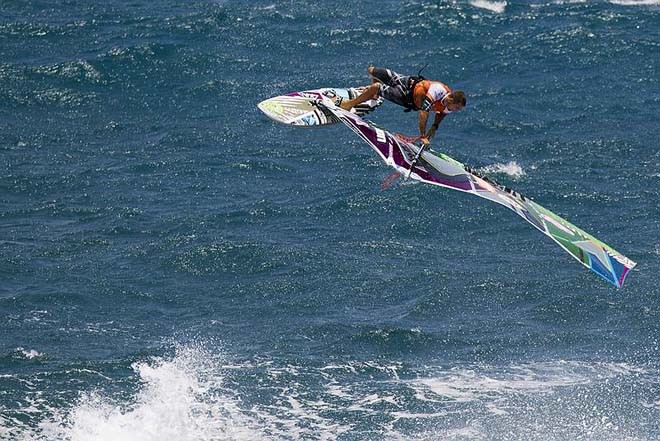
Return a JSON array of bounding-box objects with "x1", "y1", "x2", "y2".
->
[{"x1": 1, "y1": 0, "x2": 659, "y2": 440}]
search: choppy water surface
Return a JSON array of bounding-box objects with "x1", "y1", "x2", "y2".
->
[{"x1": 1, "y1": 1, "x2": 659, "y2": 440}]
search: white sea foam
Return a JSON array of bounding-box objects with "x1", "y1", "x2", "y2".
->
[
  {"x1": 479, "y1": 161, "x2": 526, "y2": 178},
  {"x1": 609, "y1": 0, "x2": 660, "y2": 5},
  {"x1": 4, "y1": 349, "x2": 654, "y2": 441},
  {"x1": 28, "y1": 346, "x2": 266, "y2": 441},
  {"x1": 12, "y1": 345, "x2": 352, "y2": 441},
  {"x1": 470, "y1": 0, "x2": 508, "y2": 13},
  {"x1": 412, "y1": 361, "x2": 645, "y2": 404},
  {"x1": 15, "y1": 348, "x2": 44, "y2": 360}
]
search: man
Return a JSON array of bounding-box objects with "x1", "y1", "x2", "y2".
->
[{"x1": 338, "y1": 66, "x2": 466, "y2": 146}]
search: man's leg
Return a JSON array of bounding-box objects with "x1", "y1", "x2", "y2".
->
[
  {"x1": 339, "y1": 82, "x2": 380, "y2": 110},
  {"x1": 369, "y1": 66, "x2": 401, "y2": 86},
  {"x1": 370, "y1": 67, "x2": 379, "y2": 85}
]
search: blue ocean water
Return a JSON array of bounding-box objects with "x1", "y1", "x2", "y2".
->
[{"x1": 1, "y1": 0, "x2": 659, "y2": 439}]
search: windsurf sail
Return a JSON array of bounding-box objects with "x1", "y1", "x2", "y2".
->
[{"x1": 317, "y1": 101, "x2": 637, "y2": 287}]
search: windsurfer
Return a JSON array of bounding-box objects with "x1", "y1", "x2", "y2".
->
[{"x1": 338, "y1": 66, "x2": 466, "y2": 146}]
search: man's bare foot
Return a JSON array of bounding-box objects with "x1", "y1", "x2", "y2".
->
[{"x1": 332, "y1": 95, "x2": 353, "y2": 110}]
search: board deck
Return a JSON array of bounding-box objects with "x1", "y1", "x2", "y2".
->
[{"x1": 258, "y1": 87, "x2": 382, "y2": 127}]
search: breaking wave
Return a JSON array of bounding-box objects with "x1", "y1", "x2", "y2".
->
[{"x1": 2, "y1": 343, "x2": 656, "y2": 441}]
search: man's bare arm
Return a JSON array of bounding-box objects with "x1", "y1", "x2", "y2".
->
[
  {"x1": 418, "y1": 110, "x2": 430, "y2": 144},
  {"x1": 426, "y1": 112, "x2": 446, "y2": 140}
]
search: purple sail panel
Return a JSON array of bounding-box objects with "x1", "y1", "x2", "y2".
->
[
  {"x1": 389, "y1": 137, "x2": 411, "y2": 167},
  {"x1": 417, "y1": 165, "x2": 474, "y2": 191},
  {"x1": 357, "y1": 124, "x2": 390, "y2": 159},
  {"x1": 336, "y1": 109, "x2": 391, "y2": 161},
  {"x1": 390, "y1": 144, "x2": 405, "y2": 166},
  {"x1": 390, "y1": 138, "x2": 474, "y2": 191},
  {"x1": 331, "y1": 104, "x2": 481, "y2": 193}
]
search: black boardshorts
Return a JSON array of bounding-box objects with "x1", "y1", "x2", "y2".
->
[{"x1": 369, "y1": 67, "x2": 413, "y2": 108}]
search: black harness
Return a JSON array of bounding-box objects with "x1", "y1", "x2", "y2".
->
[{"x1": 403, "y1": 75, "x2": 425, "y2": 112}]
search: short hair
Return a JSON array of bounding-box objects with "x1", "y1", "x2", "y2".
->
[{"x1": 451, "y1": 90, "x2": 466, "y2": 107}]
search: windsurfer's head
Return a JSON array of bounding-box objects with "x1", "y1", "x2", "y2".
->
[{"x1": 447, "y1": 90, "x2": 466, "y2": 112}]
